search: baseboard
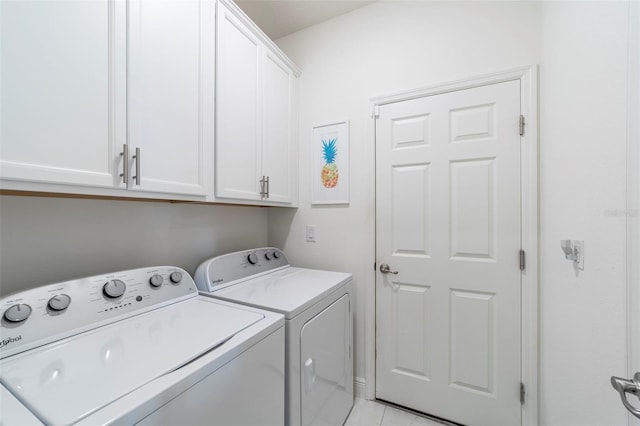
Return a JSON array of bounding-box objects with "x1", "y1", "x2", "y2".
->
[{"x1": 355, "y1": 376, "x2": 367, "y2": 399}]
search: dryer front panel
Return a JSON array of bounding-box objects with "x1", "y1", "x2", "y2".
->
[{"x1": 299, "y1": 294, "x2": 353, "y2": 426}]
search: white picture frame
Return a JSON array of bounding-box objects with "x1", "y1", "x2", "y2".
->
[{"x1": 311, "y1": 120, "x2": 350, "y2": 205}]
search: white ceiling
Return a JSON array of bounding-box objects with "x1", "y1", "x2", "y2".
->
[{"x1": 235, "y1": 0, "x2": 376, "y2": 40}]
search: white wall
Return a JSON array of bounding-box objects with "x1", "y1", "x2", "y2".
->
[
  {"x1": 269, "y1": 0, "x2": 541, "y2": 396},
  {"x1": 270, "y1": 0, "x2": 633, "y2": 424},
  {"x1": 0, "y1": 196, "x2": 268, "y2": 296},
  {"x1": 540, "y1": 2, "x2": 630, "y2": 425}
]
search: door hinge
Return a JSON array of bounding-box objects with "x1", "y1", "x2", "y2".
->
[
  {"x1": 519, "y1": 115, "x2": 525, "y2": 136},
  {"x1": 374, "y1": 262, "x2": 377, "y2": 271},
  {"x1": 519, "y1": 250, "x2": 526, "y2": 271},
  {"x1": 372, "y1": 105, "x2": 380, "y2": 119},
  {"x1": 520, "y1": 382, "x2": 526, "y2": 405}
]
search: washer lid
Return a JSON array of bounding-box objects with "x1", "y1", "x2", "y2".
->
[
  {"x1": 211, "y1": 267, "x2": 352, "y2": 319},
  {"x1": 0, "y1": 298, "x2": 263, "y2": 426}
]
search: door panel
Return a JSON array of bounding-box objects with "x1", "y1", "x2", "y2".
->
[
  {"x1": 392, "y1": 164, "x2": 430, "y2": 256},
  {"x1": 376, "y1": 80, "x2": 521, "y2": 426},
  {"x1": 450, "y1": 289, "x2": 495, "y2": 395},
  {"x1": 450, "y1": 158, "x2": 496, "y2": 259}
]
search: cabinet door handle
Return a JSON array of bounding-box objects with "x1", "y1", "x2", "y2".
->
[
  {"x1": 119, "y1": 144, "x2": 129, "y2": 185},
  {"x1": 265, "y1": 176, "x2": 270, "y2": 199},
  {"x1": 259, "y1": 176, "x2": 267, "y2": 198},
  {"x1": 132, "y1": 147, "x2": 141, "y2": 185}
]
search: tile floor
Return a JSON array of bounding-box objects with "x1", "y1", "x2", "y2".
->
[{"x1": 345, "y1": 399, "x2": 456, "y2": 426}]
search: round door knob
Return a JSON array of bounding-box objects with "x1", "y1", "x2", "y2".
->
[
  {"x1": 48, "y1": 294, "x2": 71, "y2": 311},
  {"x1": 169, "y1": 271, "x2": 183, "y2": 284},
  {"x1": 103, "y1": 279, "x2": 126, "y2": 298},
  {"x1": 149, "y1": 274, "x2": 164, "y2": 287},
  {"x1": 4, "y1": 304, "x2": 32, "y2": 322},
  {"x1": 247, "y1": 253, "x2": 258, "y2": 265}
]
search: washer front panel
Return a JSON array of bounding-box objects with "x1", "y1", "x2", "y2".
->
[
  {"x1": 0, "y1": 267, "x2": 197, "y2": 358},
  {"x1": 0, "y1": 298, "x2": 264, "y2": 426},
  {"x1": 194, "y1": 247, "x2": 289, "y2": 292}
]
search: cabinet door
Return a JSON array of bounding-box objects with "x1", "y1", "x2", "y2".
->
[
  {"x1": 262, "y1": 51, "x2": 297, "y2": 204},
  {"x1": 127, "y1": 0, "x2": 213, "y2": 197},
  {"x1": 1, "y1": 0, "x2": 126, "y2": 188},
  {"x1": 215, "y1": 2, "x2": 262, "y2": 201}
]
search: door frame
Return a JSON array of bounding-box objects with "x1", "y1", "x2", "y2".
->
[
  {"x1": 366, "y1": 65, "x2": 539, "y2": 426},
  {"x1": 627, "y1": 3, "x2": 639, "y2": 424}
]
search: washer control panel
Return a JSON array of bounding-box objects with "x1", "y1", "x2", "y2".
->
[
  {"x1": 0, "y1": 266, "x2": 196, "y2": 358},
  {"x1": 194, "y1": 247, "x2": 289, "y2": 292}
]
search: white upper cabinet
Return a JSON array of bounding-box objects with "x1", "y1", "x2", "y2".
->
[
  {"x1": 0, "y1": 0, "x2": 126, "y2": 189},
  {"x1": 1, "y1": 0, "x2": 297, "y2": 204},
  {"x1": 215, "y1": 3, "x2": 262, "y2": 201},
  {"x1": 127, "y1": 0, "x2": 213, "y2": 197},
  {"x1": 262, "y1": 51, "x2": 297, "y2": 204},
  {"x1": 1, "y1": 0, "x2": 213, "y2": 200},
  {"x1": 214, "y1": 0, "x2": 300, "y2": 206}
]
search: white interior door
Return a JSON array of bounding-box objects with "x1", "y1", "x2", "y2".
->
[{"x1": 375, "y1": 80, "x2": 522, "y2": 426}]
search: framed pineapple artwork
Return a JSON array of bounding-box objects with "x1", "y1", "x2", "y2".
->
[{"x1": 312, "y1": 120, "x2": 350, "y2": 205}]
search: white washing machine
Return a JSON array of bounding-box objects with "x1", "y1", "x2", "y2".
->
[
  {"x1": 0, "y1": 266, "x2": 285, "y2": 426},
  {"x1": 194, "y1": 247, "x2": 354, "y2": 426}
]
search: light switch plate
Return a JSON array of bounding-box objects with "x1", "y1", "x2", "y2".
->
[{"x1": 306, "y1": 225, "x2": 316, "y2": 243}]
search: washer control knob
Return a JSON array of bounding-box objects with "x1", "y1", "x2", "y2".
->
[
  {"x1": 103, "y1": 279, "x2": 126, "y2": 298},
  {"x1": 272, "y1": 251, "x2": 280, "y2": 259},
  {"x1": 48, "y1": 294, "x2": 71, "y2": 311},
  {"x1": 149, "y1": 274, "x2": 164, "y2": 287},
  {"x1": 265, "y1": 252, "x2": 272, "y2": 261},
  {"x1": 247, "y1": 253, "x2": 258, "y2": 265},
  {"x1": 169, "y1": 271, "x2": 183, "y2": 284},
  {"x1": 4, "y1": 304, "x2": 32, "y2": 322}
]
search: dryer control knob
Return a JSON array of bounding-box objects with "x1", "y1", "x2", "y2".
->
[
  {"x1": 149, "y1": 274, "x2": 164, "y2": 287},
  {"x1": 103, "y1": 279, "x2": 126, "y2": 298},
  {"x1": 272, "y1": 251, "x2": 280, "y2": 259},
  {"x1": 265, "y1": 252, "x2": 272, "y2": 261},
  {"x1": 4, "y1": 304, "x2": 32, "y2": 322},
  {"x1": 48, "y1": 294, "x2": 71, "y2": 311},
  {"x1": 247, "y1": 253, "x2": 258, "y2": 265},
  {"x1": 169, "y1": 271, "x2": 183, "y2": 284}
]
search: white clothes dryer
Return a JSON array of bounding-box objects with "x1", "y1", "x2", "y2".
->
[
  {"x1": 194, "y1": 247, "x2": 354, "y2": 426},
  {"x1": 0, "y1": 266, "x2": 285, "y2": 426}
]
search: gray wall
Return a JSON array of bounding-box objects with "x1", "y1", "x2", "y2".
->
[{"x1": 0, "y1": 195, "x2": 268, "y2": 296}]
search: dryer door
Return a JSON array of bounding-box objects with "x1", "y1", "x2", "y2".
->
[{"x1": 300, "y1": 294, "x2": 353, "y2": 426}]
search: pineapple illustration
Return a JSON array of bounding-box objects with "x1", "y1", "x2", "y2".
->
[{"x1": 321, "y1": 138, "x2": 339, "y2": 188}]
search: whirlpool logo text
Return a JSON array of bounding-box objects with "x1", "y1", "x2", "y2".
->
[{"x1": 0, "y1": 335, "x2": 22, "y2": 348}]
